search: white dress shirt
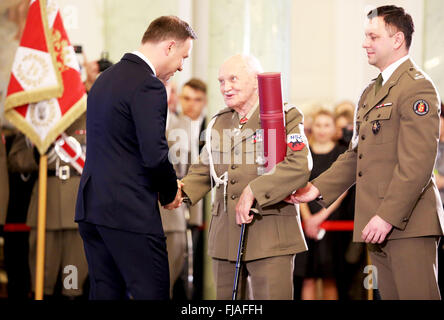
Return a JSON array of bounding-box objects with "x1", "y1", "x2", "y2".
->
[{"x1": 381, "y1": 55, "x2": 410, "y2": 85}]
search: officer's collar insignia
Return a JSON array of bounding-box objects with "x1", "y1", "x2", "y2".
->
[
  {"x1": 375, "y1": 103, "x2": 392, "y2": 109},
  {"x1": 372, "y1": 121, "x2": 381, "y2": 135},
  {"x1": 413, "y1": 100, "x2": 429, "y2": 116},
  {"x1": 287, "y1": 133, "x2": 305, "y2": 151},
  {"x1": 239, "y1": 116, "x2": 248, "y2": 125}
]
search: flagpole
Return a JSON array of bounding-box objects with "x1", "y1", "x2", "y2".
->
[{"x1": 35, "y1": 154, "x2": 48, "y2": 300}]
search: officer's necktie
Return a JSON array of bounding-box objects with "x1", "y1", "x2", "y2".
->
[{"x1": 375, "y1": 73, "x2": 383, "y2": 95}]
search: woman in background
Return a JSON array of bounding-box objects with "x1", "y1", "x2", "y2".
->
[{"x1": 294, "y1": 109, "x2": 348, "y2": 300}]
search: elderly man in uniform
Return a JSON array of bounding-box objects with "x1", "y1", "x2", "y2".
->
[
  {"x1": 160, "y1": 78, "x2": 207, "y2": 298},
  {"x1": 181, "y1": 54, "x2": 311, "y2": 300},
  {"x1": 289, "y1": 5, "x2": 444, "y2": 300},
  {"x1": 8, "y1": 114, "x2": 88, "y2": 299}
]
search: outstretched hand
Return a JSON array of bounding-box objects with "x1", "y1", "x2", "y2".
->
[
  {"x1": 284, "y1": 182, "x2": 320, "y2": 204},
  {"x1": 164, "y1": 180, "x2": 184, "y2": 210}
]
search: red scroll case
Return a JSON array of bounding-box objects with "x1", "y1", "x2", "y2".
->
[{"x1": 258, "y1": 73, "x2": 287, "y2": 172}]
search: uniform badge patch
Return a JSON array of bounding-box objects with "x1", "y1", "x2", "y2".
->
[
  {"x1": 287, "y1": 133, "x2": 305, "y2": 151},
  {"x1": 413, "y1": 100, "x2": 429, "y2": 116}
]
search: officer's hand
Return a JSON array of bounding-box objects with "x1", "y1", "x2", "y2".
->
[
  {"x1": 177, "y1": 179, "x2": 184, "y2": 189},
  {"x1": 284, "y1": 182, "x2": 320, "y2": 204},
  {"x1": 235, "y1": 185, "x2": 255, "y2": 225},
  {"x1": 164, "y1": 180, "x2": 183, "y2": 210},
  {"x1": 361, "y1": 215, "x2": 393, "y2": 244}
]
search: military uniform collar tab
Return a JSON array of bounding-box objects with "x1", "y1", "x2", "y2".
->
[
  {"x1": 381, "y1": 55, "x2": 410, "y2": 85},
  {"x1": 237, "y1": 104, "x2": 259, "y2": 122}
]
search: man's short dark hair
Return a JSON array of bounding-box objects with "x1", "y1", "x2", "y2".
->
[
  {"x1": 141, "y1": 15, "x2": 197, "y2": 44},
  {"x1": 367, "y1": 5, "x2": 414, "y2": 49},
  {"x1": 183, "y1": 78, "x2": 207, "y2": 94}
]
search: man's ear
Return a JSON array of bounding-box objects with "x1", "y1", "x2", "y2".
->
[
  {"x1": 164, "y1": 40, "x2": 176, "y2": 56},
  {"x1": 393, "y1": 31, "x2": 405, "y2": 50}
]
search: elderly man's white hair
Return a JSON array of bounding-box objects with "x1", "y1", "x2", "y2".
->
[
  {"x1": 223, "y1": 54, "x2": 264, "y2": 75},
  {"x1": 243, "y1": 54, "x2": 264, "y2": 75}
]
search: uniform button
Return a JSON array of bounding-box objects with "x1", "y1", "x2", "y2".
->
[
  {"x1": 358, "y1": 171, "x2": 363, "y2": 177},
  {"x1": 363, "y1": 104, "x2": 366, "y2": 108},
  {"x1": 359, "y1": 154, "x2": 363, "y2": 159},
  {"x1": 377, "y1": 114, "x2": 381, "y2": 118},
  {"x1": 231, "y1": 195, "x2": 237, "y2": 200},
  {"x1": 361, "y1": 135, "x2": 366, "y2": 140},
  {"x1": 231, "y1": 165, "x2": 237, "y2": 170},
  {"x1": 230, "y1": 179, "x2": 237, "y2": 185},
  {"x1": 357, "y1": 116, "x2": 360, "y2": 120},
  {"x1": 265, "y1": 193, "x2": 270, "y2": 199},
  {"x1": 365, "y1": 116, "x2": 369, "y2": 121}
]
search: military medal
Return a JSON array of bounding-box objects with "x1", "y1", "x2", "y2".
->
[
  {"x1": 372, "y1": 121, "x2": 381, "y2": 135},
  {"x1": 252, "y1": 129, "x2": 264, "y2": 143}
]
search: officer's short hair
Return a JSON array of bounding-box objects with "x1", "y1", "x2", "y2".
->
[
  {"x1": 440, "y1": 102, "x2": 444, "y2": 119},
  {"x1": 183, "y1": 78, "x2": 207, "y2": 95},
  {"x1": 367, "y1": 5, "x2": 414, "y2": 49},
  {"x1": 141, "y1": 15, "x2": 197, "y2": 44}
]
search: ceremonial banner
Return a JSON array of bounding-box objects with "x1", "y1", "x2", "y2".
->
[{"x1": 4, "y1": 0, "x2": 86, "y2": 155}]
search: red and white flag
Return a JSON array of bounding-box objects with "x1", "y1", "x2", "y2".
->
[{"x1": 4, "y1": 0, "x2": 86, "y2": 155}]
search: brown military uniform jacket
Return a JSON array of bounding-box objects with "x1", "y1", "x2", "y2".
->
[
  {"x1": 182, "y1": 105, "x2": 311, "y2": 261},
  {"x1": 8, "y1": 114, "x2": 86, "y2": 230},
  {"x1": 312, "y1": 59, "x2": 444, "y2": 242},
  {"x1": 0, "y1": 137, "x2": 9, "y2": 225}
]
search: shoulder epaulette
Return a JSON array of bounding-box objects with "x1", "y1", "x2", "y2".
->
[
  {"x1": 212, "y1": 107, "x2": 233, "y2": 118},
  {"x1": 407, "y1": 67, "x2": 425, "y2": 81}
]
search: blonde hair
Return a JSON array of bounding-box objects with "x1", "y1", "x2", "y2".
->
[{"x1": 312, "y1": 109, "x2": 335, "y2": 122}]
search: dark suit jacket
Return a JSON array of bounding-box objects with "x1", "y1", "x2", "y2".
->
[{"x1": 75, "y1": 53, "x2": 177, "y2": 235}]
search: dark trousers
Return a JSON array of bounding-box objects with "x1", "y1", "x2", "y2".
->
[
  {"x1": 78, "y1": 221, "x2": 169, "y2": 300},
  {"x1": 3, "y1": 232, "x2": 31, "y2": 299}
]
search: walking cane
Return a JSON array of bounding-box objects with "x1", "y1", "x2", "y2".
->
[{"x1": 232, "y1": 209, "x2": 257, "y2": 300}]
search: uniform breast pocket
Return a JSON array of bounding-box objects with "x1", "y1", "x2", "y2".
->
[
  {"x1": 242, "y1": 140, "x2": 261, "y2": 170},
  {"x1": 368, "y1": 106, "x2": 395, "y2": 145}
]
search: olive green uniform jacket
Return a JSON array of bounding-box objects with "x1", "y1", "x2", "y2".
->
[
  {"x1": 312, "y1": 59, "x2": 444, "y2": 242},
  {"x1": 182, "y1": 106, "x2": 311, "y2": 261}
]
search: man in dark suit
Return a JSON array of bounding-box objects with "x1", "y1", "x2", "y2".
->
[{"x1": 75, "y1": 16, "x2": 197, "y2": 300}]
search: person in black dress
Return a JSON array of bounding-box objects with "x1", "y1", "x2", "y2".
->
[{"x1": 294, "y1": 109, "x2": 348, "y2": 300}]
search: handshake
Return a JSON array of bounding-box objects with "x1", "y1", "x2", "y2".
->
[
  {"x1": 284, "y1": 182, "x2": 321, "y2": 204},
  {"x1": 163, "y1": 179, "x2": 185, "y2": 210}
]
